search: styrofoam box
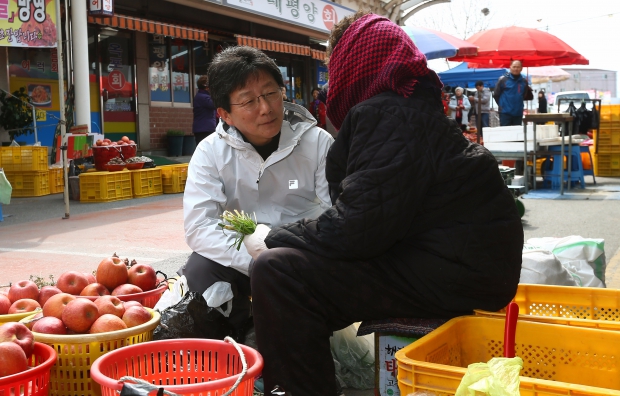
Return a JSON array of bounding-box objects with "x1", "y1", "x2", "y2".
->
[
  {"x1": 484, "y1": 141, "x2": 537, "y2": 152},
  {"x1": 484, "y1": 124, "x2": 559, "y2": 142}
]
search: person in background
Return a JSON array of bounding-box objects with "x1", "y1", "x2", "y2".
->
[
  {"x1": 192, "y1": 76, "x2": 218, "y2": 146},
  {"x1": 179, "y1": 46, "x2": 333, "y2": 343},
  {"x1": 494, "y1": 60, "x2": 528, "y2": 126},
  {"x1": 308, "y1": 87, "x2": 327, "y2": 129},
  {"x1": 242, "y1": 11, "x2": 523, "y2": 395},
  {"x1": 538, "y1": 90, "x2": 548, "y2": 113},
  {"x1": 468, "y1": 80, "x2": 491, "y2": 135},
  {"x1": 448, "y1": 87, "x2": 471, "y2": 132},
  {"x1": 281, "y1": 86, "x2": 292, "y2": 102}
]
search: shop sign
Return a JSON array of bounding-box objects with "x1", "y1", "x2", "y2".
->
[
  {"x1": 89, "y1": 0, "x2": 114, "y2": 17},
  {"x1": 108, "y1": 70, "x2": 125, "y2": 90},
  {"x1": 221, "y1": 0, "x2": 354, "y2": 33},
  {"x1": 0, "y1": 0, "x2": 58, "y2": 47},
  {"x1": 316, "y1": 61, "x2": 328, "y2": 88}
]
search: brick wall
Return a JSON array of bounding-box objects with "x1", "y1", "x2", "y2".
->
[{"x1": 149, "y1": 106, "x2": 193, "y2": 149}]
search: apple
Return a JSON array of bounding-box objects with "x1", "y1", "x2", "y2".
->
[
  {"x1": 23, "y1": 312, "x2": 43, "y2": 330},
  {"x1": 84, "y1": 273, "x2": 97, "y2": 284},
  {"x1": 62, "y1": 299, "x2": 100, "y2": 333},
  {"x1": 89, "y1": 314, "x2": 128, "y2": 334},
  {"x1": 103, "y1": 138, "x2": 111, "y2": 144},
  {"x1": 0, "y1": 342, "x2": 28, "y2": 377},
  {"x1": 8, "y1": 299, "x2": 41, "y2": 314},
  {"x1": 56, "y1": 271, "x2": 89, "y2": 295},
  {"x1": 96, "y1": 257, "x2": 129, "y2": 291},
  {"x1": 8, "y1": 280, "x2": 39, "y2": 303},
  {"x1": 128, "y1": 140, "x2": 135, "y2": 145},
  {"x1": 121, "y1": 136, "x2": 130, "y2": 143},
  {"x1": 96, "y1": 139, "x2": 103, "y2": 146},
  {"x1": 0, "y1": 294, "x2": 11, "y2": 315},
  {"x1": 123, "y1": 300, "x2": 143, "y2": 310},
  {"x1": 80, "y1": 283, "x2": 110, "y2": 297},
  {"x1": 38, "y1": 286, "x2": 62, "y2": 308},
  {"x1": 0, "y1": 322, "x2": 35, "y2": 357},
  {"x1": 122, "y1": 306, "x2": 151, "y2": 328},
  {"x1": 32, "y1": 316, "x2": 68, "y2": 335},
  {"x1": 42, "y1": 293, "x2": 76, "y2": 320},
  {"x1": 127, "y1": 264, "x2": 157, "y2": 292},
  {"x1": 111, "y1": 284, "x2": 143, "y2": 296},
  {"x1": 94, "y1": 295, "x2": 125, "y2": 318}
]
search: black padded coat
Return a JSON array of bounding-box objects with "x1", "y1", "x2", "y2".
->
[{"x1": 265, "y1": 90, "x2": 523, "y2": 316}]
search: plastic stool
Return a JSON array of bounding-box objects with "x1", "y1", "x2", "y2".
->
[
  {"x1": 580, "y1": 145, "x2": 596, "y2": 184},
  {"x1": 542, "y1": 145, "x2": 586, "y2": 189}
]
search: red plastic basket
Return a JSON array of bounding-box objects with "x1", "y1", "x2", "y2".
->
[
  {"x1": 92, "y1": 144, "x2": 137, "y2": 171},
  {"x1": 77, "y1": 282, "x2": 168, "y2": 308},
  {"x1": 0, "y1": 342, "x2": 57, "y2": 396},
  {"x1": 91, "y1": 339, "x2": 264, "y2": 396}
]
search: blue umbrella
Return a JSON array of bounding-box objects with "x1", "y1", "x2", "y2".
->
[{"x1": 402, "y1": 26, "x2": 478, "y2": 60}]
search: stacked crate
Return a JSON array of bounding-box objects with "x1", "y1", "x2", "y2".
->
[
  {"x1": 594, "y1": 105, "x2": 620, "y2": 176},
  {"x1": 0, "y1": 146, "x2": 50, "y2": 197}
]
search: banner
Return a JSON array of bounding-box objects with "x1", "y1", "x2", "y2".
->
[{"x1": 0, "y1": 0, "x2": 58, "y2": 47}]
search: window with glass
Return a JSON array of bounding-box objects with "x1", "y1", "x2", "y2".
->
[
  {"x1": 171, "y1": 39, "x2": 190, "y2": 103},
  {"x1": 149, "y1": 34, "x2": 171, "y2": 102}
]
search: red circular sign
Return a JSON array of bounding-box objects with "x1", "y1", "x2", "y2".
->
[
  {"x1": 109, "y1": 70, "x2": 126, "y2": 91},
  {"x1": 322, "y1": 5, "x2": 338, "y2": 30}
]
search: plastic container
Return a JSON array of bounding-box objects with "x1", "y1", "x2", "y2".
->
[
  {"x1": 160, "y1": 164, "x2": 188, "y2": 194},
  {"x1": 105, "y1": 163, "x2": 126, "y2": 172},
  {"x1": 0, "y1": 146, "x2": 48, "y2": 172},
  {"x1": 475, "y1": 283, "x2": 620, "y2": 330},
  {"x1": 49, "y1": 167, "x2": 65, "y2": 194},
  {"x1": 396, "y1": 316, "x2": 620, "y2": 395},
  {"x1": 92, "y1": 144, "x2": 136, "y2": 171},
  {"x1": 125, "y1": 162, "x2": 144, "y2": 170},
  {"x1": 0, "y1": 310, "x2": 39, "y2": 325},
  {"x1": 77, "y1": 282, "x2": 168, "y2": 308},
  {"x1": 594, "y1": 127, "x2": 620, "y2": 153},
  {"x1": 593, "y1": 152, "x2": 620, "y2": 176},
  {"x1": 79, "y1": 171, "x2": 133, "y2": 203},
  {"x1": 20, "y1": 309, "x2": 160, "y2": 396},
  {"x1": 5, "y1": 171, "x2": 50, "y2": 197},
  {"x1": 91, "y1": 338, "x2": 264, "y2": 396},
  {"x1": 0, "y1": 342, "x2": 57, "y2": 396},
  {"x1": 130, "y1": 168, "x2": 163, "y2": 198}
]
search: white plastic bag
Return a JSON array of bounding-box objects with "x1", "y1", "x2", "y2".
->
[
  {"x1": 202, "y1": 281, "x2": 233, "y2": 317},
  {"x1": 526, "y1": 236, "x2": 606, "y2": 286},
  {"x1": 520, "y1": 250, "x2": 578, "y2": 286},
  {"x1": 154, "y1": 275, "x2": 187, "y2": 311},
  {"x1": 330, "y1": 324, "x2": 375, "y2": 389},
  {"x1": 0, "y1": 170, "x2": 11, "y2": 205}
]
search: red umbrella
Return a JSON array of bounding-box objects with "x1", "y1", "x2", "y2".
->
[{"x1": 448, "y1": 26, "x2": 589, "y2": 68}]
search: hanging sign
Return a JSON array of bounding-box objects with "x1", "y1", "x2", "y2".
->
[
  {"x1": 0, "y1": 0, "x2": 58, "y2": 47},
  {"x1": 89, "y1": 0, "x2": 114, "y2": 17}
]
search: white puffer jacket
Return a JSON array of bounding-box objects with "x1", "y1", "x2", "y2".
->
[{"x1": 183, "y1": 102, "x2": 334, "y2": 275}]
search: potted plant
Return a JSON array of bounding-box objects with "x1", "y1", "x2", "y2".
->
[
  {"x1": 166, "y1": 129, "x2": 184, "y2": 157},
  {"x1": 0, "y1": 87, "x2": 34, "y2": 143}
]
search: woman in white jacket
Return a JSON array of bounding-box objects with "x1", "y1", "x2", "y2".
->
[{"x1": 448, "y1": 86, "x2": 471, "y2": 131}]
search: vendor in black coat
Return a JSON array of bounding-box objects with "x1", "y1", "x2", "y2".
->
[{"x1": 242, "y1": 11, "x2": 523, "y2": 396}]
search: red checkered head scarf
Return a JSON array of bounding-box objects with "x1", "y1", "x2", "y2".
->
[{"x1": 326, "y1": 14, "x2": 443, "y2": 130}]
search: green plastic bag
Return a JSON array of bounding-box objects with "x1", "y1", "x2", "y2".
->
[
  {"x1": 0, "y1": 170, "x2": 11, "y2": 205},
  {"x1": 455, "y1": 357, "x2": 523, "y2": 396}
]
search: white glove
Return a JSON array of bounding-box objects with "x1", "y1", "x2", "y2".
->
[{"x1": 243, "y1": 224, "x2": 271, "y2": 260}]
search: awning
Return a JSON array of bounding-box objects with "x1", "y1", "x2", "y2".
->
[
  {"x1": 236, "y1": 34, "x2": 311, "y2": 56},
  {"x1": 88, "y1": 14, "x2": 208, "y2": 42},
  {"x1": 311, "y1": 49, "x2": 326, "y2": 62}
]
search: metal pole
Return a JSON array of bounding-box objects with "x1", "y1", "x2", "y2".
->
[
  {"x1": 55, "y1": 0, "x2": 69, "y2": 219},
  {"x1": 31, "y1": 105, "x2": 38, "y2": 143},
  {"x1": 476, "y1": 89, "x2": 482, "y2": 144}
]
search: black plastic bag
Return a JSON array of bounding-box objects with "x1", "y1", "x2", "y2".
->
[{"x1": 153, "y1": 291, "x2": 232, "y2": 340}]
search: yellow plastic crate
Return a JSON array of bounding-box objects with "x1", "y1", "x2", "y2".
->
[
  {"x1": 130, "y1": 168, "x2": 163, "y2": 198},
  {"x1": 5, "y1": 170, "x2": 50, "y2": 197},
  {"x1": 79, "y1": 171, "x2": 133, "y2": 203},
  {"x1": 594, "y1": 128, "x2": 620, "y2": 153},
  {"x1": 20, "y1": 309, "x2": 160, "y2": 396},
  {"x1": 396, "y1": 316, "x2": 620, "y2": 396},
  {"x1": 593, "y1": 152, "x2": 620, "y2": 176},
  {"x1": 600, "y1": 104, "x2": 620, "y2": 122},
  {"x1": 0, "y1": 146, "x2": 48, "y2": 171},
  {"x1": 160, "y1": 164, "x2": 188, "y2": 194},
  {"x1": 49, "y1": 167, "x2": 65, "y2": 194}
]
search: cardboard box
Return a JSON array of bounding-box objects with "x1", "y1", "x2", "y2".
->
[{"x1": 55, "y1": 133, "x2": 102, "y2": 163}]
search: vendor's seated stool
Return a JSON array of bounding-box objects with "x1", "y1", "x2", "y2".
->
[
  {"x1": 542, "y1": 145, "x2": 586, "y2": 189},
  {"x1": 358, "y1": 318, "x2": 447, "y2": 396}
]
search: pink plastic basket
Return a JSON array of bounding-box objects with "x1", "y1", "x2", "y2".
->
[
  {"x1": 0, "y1": 342, "x2": 57, "y2": 396},
  {"x1": 91, "y1": 338, "x2": 264, "y2": 396}
]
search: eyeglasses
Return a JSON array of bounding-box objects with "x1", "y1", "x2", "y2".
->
[{"x1": 230, "y1": 91, "x2": 282, "y2": 112}]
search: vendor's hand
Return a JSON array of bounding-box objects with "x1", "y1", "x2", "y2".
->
[{"x1": 243, "y1": 224, "x2": 271, "y2": 260}]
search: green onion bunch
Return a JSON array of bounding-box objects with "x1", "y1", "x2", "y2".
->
[{"x1": 218, "y1": 210, "x2": 258, "y2": 250}]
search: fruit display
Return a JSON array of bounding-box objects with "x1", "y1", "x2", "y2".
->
[{"x1": 94, "y1": 136, "x2": 135, "y2": 147}]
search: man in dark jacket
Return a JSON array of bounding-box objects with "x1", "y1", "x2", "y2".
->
[
  {"x1": 243, "y1": 12, "x2": 523, "y2": 396},
  {"x1": 192, "y1": 75, "x2": 218, "y2": 145},
  {"x1": 494, "y1": 60, "x2": 528, "y2": 126}
]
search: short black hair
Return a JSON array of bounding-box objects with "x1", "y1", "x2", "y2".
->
[
  {"x1": 208, "y1": 46, "x2": 285, "y2": 112},
  {"x1": 475, "y1": 80, "x2": 484, "y2": 87}
]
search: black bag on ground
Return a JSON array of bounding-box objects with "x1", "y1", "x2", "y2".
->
[{"x1": 153, "y1": 291, "x2": 232, "y2": 340}]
